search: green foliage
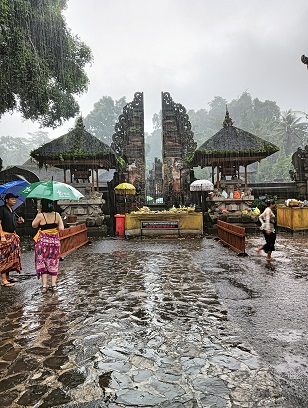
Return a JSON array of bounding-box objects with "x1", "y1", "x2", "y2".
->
[
  {"x1": 145, "y1": 129, "x2": 163, "y2": 165},
  {"x1": 116, "y1": 156, "x2": 127, "y2": 171},
  {"x1": 0, "y1": 0, "x2": 92, "y2": 127},
  {"x1": 30, "y1": 147, "x2": 113, "y2": 168},
  {"x1": 271, "y1": 149, "x2": 293, "y2": 181},
  {"x1": 152, "y1": 112, "x2": 162, "y2": 130},
  {"x1": 84, "y1": 96, "x2": 127, "y2": 145},
  {"x1": 255, "y1": 150, "x2": 293, "y2": 183},
  {"x1": 183, "y1": 153, "x2": 195, "y2": 165},
  {"x1": 187, "y1": 91, "x2": 308, "y2": 182},
  {"x1": 251, "y1": 194, "x2": 278, "y2": 213},
  {"x1": 77, "y1": 91, "x2": 308, "y2": 184},
  {"x1": 187, "y1": 108, "x2": 210, "y2": 147},
  {"x1": 272, "y1": 109, "x2": 308, "y2": 155}
]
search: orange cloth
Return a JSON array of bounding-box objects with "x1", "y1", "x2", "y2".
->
[{"x1": 33, "y1": 228, "x2": 58, "y2": 243}]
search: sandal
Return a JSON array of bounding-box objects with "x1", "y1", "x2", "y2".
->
[
  {"x1": 51, "y1": 285, "x2": 57, "y2": 291},
  {"x1": 1, "y1": 282, "x2": 14, "y2": 287},
  {"x1": 8, "y1": 278, "x2": 19, "y2": 283},
  {"x1": 41, "y1": 286, "x2": 48, "y2": 293}
]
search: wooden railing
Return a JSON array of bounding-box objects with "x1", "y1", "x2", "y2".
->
[
  {"x1": 217, "y1": 220, "x2": 246, "y2": 256},
  {"x1": 59, "y1": 223, "x2": 88, "y2": 257}
]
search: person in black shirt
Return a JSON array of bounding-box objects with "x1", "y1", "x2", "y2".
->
[
  {"x1": 0, "y1": 193, "x2": 24, "y2": 287},
  {"x1": 32, "y1": 198, "x2": 64, "y2": 293}
]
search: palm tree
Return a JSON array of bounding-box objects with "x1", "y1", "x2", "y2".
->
[
  {"x1": 273, "y1": 109, "x2": 308, "y2": 155},
  {"x1": 291, "y1": 110, "x2": 308, "y2": 120}
]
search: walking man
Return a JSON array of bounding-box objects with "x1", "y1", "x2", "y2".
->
[{"x1": 0, "y1": 193, "x2": 24, "y2": 287}]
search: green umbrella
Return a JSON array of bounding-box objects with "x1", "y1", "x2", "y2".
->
[{"x1": 18, "y1": 180, "x2": 84, "y2": 201}]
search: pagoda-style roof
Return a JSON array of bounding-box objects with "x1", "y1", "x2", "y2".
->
[
  {"x1": 31, "y1": 117, "x2": 117, "y2": 169},
  {"x1": 191, "y1": 110, "x2": 279, "y2": 168}
]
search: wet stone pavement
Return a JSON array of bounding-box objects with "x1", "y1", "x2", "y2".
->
[{"x1": 0, "y1": 233, "x2": 306, "y2": 407}]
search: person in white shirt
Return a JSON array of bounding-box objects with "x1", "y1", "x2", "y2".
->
[{"x1": 255, "y1": 200, "x2": 276, "y2": 262}]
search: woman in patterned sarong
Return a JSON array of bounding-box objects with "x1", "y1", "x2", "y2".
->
[
  {"x1": 0, "y1": 233, "x2": 22, "y2": 285},
  {"x1": 32, "y1": 199, "x2": 64, "y2": 293},
  {"x1": 0, "y1": 193, "x2": 24, "y2": 287}
]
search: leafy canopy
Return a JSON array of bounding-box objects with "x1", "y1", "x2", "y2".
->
[
  {"x1": 0, "y1": 0, "x2": 92, "y2": 127},
  {"x1": 84, "y1": 96, "x2": 127, "y2": 145}
]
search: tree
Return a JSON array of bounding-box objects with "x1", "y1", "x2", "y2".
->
[
  {"x1": 227, "y1": 92, "x2": 281, "y2": 138},
  {"x1": 272, "y1": 110, "x2": 308, "y2": 155},
  {"x1": 152, "y1": 112, "x2": 162, "y2": 130},
  {"x1": 207, "y1": 96, "x2": 228, "y2": 134},
  {"x1": 83, "y1": 96, "x2": 127, "y2": 145},
  {"x1": 255, "y1": 156, "x2": 275, "y2": 183},
  {"x1": 271, "y1": 149, "x2": 292, "y2": 181},
  {"x1": 0, "y1": 0, "x2": 92, "y2": 127},
  {"x1": 250, "y1": 98, "x2": 280, "y2": 140},
  {"x1": 145, "y1": 128, "x2": 162, "y2": 166},
  {"x1": 187, "y1": 108, "x2": 209, "y2": 147},
  {"x1": 228, "y1": 91, "x2": 254, "y2": 131}
]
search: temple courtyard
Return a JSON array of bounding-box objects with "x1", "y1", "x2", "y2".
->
[{"x1": 0, "y1": 230, "x2": 307, "y2": 407}]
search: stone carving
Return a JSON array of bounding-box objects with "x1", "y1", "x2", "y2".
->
[
  {"x1": 290, "y1": 146, "x2": 308, "y2": 198},
  {"x1": 161, "y1": 92, "x2": 197, "y2": 205},
  {"x1": 291, "y1": 146, "x2": 308, "y2": 181},
  {"x1": 111, "y1": 92, "x2": 144, "y2": 160},
  {"x1": 111, "y1": 92, "x2": 145, "y2": 207}
]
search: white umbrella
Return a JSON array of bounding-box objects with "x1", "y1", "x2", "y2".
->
[{"x1": 190, "y1": 179, "x2": 214, "y2": 192}]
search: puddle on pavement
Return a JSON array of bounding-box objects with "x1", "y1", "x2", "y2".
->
[
  {"x1": 228, "y1": 277, "x2": 260, "y2": 298},
  {"x1": 1, "y1": 235, "x2": 306, "y2": 406}
]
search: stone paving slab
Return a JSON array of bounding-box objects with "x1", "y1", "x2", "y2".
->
[{"x1": 0, "y1": 238, "x2": 286, "y2": 407}]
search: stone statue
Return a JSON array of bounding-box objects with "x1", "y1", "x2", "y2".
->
[
  {"x1": 291, "y1": 146, "x2": 308, "y2": 199},
  {"x1": 291, "y1": 147, "x2": 305, "y2": 181}
]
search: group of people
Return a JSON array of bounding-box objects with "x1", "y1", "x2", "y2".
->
[
  {"x1": 1, "y1": 193, "x2": 277, "y2": 292},
  {"x1": 0, "y1": 194, "x2": 64, "y2": 292}
]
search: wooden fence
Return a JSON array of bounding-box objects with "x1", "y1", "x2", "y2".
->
[
  {"x1": 217, "y1": 220, "x2": 246, "y2": 256},
  {"x1": 59, "y1": 223, "x2": 88, "y2": 257}
]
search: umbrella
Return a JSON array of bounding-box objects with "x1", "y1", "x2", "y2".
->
[
  {"x1": 18, "y1": 180, "x2": 84, "y2": 201},
  {"x1": 114, "y1": 183, "x2": 136, "y2": 213},
  {"x1": 189, "y1": 179, "x2": 214, "y2": 192},
  {"x1": 114, "y1": 183, "x2": 136, "y2": 195},
  {"x1": 0, "y1": 180, "x2": 29, "y2": 210}
]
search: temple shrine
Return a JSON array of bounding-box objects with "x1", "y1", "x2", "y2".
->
[{"x1": 191, "y1": 109, "x2": 279, "y2": 213}]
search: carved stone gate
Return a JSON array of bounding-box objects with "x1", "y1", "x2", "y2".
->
[
  {"x1": 111, "y1": 92, "x2": 146, "y2": 209},
  {"x1": 161, "y1": 92, "x2": 197, "y2": 206},
  {"x1": 111, "y1": 91, "x2": 196, "y2": 210}
]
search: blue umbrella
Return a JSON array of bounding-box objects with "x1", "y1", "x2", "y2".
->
[{"x1": 0, "y1": 180, "x2": 29, "y2": 210}]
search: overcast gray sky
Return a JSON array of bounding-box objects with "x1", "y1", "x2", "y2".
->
[{"x1": 1, "y1": 0, "x2": 308, "y2": 138}]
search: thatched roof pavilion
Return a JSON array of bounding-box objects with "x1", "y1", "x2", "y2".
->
[
  {"x1": 191, "y1": 110, "x2": 279, "y2": 190},
  {"x1": 30, "y1": 117, "x2": 117, "y2": 191}
]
